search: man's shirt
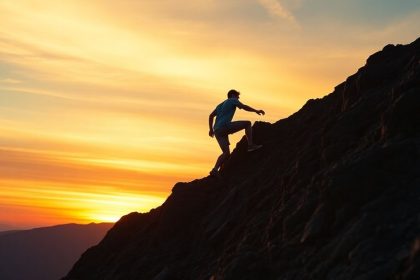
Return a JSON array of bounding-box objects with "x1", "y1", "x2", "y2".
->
[{"x1": 213, "y1": 98, "x2": 243, "y2": 130}]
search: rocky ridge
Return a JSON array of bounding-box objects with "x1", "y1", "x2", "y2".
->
[{"x1": 65, "y1": 38, "x2": 420, "y2": 280}]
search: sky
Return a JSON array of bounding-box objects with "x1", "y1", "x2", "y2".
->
[{"x1": 0, "y1": 0, "x2": 419, "y2": 231}]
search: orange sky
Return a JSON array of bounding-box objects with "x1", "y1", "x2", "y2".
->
[{"x1": 1, "y1": 0, "x2": 419, "y2": 230}]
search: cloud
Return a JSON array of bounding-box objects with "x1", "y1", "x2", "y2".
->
[
  {"x1": 0, "y1": 147, "x2": 196, "y2": 192},
  {"x1": 257, "y1": 0, "x2": 298, "y2": 25},
  {"x1": 1, "y1": 0, "x2": 418, "y2": 228},
  {"x1": 0, "y1": 78, "x2": 21, "y2": 84}
]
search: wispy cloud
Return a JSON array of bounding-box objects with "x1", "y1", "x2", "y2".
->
[
  {"x1": 1, "y1": 0, "x2": 418, "y2": 229},
  {"x1": 257, "y1": 0, "x2": 298, "y2": 25}
]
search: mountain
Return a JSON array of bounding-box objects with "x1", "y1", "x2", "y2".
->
[
  {"x1": 0, "y1": 230, "x2": 22, "y2": 237},
  {"x1": 65, "y1": 37, "x2": 420, "y2": 280},
  {"x1": 0, "y1": 223, "x2": 113, "y2": 280}
]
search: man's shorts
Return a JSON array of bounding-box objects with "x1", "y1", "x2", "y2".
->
[{"x1": 214, "y1": 121, "x2": 250, "y2": 151}]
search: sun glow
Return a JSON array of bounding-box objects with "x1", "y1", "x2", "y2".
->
[
  {"x1": 1, "y1": 0, "x2": 419, "y2": 230},
  {"x1": 0, "y1": 179, "x2": 166, "y2": 227}
]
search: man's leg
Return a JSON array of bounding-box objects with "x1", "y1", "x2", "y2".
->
[
  {"x1": 212, "y1": 147, "x2": 230, "y2": 172},
  {"x1": 227, "y1": 121, "x2": 253, "y2": 145},
  {"x1": 244, "y1": 122, "x2": 253, "y2": 146},
  {"x1": 211, "y1": 133, "x2": 230, "y2": 174},
  {"x1": 227, "y1": 121, "x2": 262, "y2": 151}
]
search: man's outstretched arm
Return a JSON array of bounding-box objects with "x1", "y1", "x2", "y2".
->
[
  {"x1": 238, "y1": 103, "x2": 265, "y2": 115},
  {"x1": 209, "y1": 110, "x2": 216, "y2": 137}
]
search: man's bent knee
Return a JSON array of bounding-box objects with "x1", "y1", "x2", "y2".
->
[{"x1": 240, "y1": 121, "x2": 251, "y2": 128}]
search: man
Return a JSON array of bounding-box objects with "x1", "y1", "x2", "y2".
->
[{"x1": 209, "y1": 89, "x2": 265, "y2": 177}]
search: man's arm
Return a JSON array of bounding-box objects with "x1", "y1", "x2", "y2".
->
[
  {"x1": 237, "y1": 103, "x2": 265, "y2": 115},
  {"x1": 209, "y1": 110, "x2": 216, "y2": 137}
]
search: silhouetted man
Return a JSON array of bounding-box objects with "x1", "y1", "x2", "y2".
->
[{"x1": 209, "y1": 89, "x2": 265, "y2": 177}]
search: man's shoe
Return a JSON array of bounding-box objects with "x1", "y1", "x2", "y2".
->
[{"x1": 247, "y1": 144, "x2": 263, "y2": 152}]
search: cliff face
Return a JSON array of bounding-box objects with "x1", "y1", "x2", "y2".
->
[{"x1": 65, "y1": 38, "x2": 420, "y2": 280}]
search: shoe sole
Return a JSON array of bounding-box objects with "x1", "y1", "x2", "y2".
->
[{"x1": 247, "y1": 145, "x2": 263, "y2": 152}]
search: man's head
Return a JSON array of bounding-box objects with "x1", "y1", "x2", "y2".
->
[{"x1": 227, "y1": 89, "x2": 240, "y2": 99}]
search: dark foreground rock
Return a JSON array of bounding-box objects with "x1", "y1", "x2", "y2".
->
[{"x1": 65, "y1": 38, "x2": 420, "y2": 280}]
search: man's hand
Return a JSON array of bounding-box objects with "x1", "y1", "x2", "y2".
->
[
  {"x1": 209, "y1": 129, "x2": 214, "y2": 137},
  {"x1": 256, "y1": 110, "x2": 265, "y2": 115}
]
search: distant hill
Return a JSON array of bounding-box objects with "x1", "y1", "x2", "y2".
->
[
  {"x1": 0, "y1": 223, "x2": 113, "y2": 280},
  {"x1": 0, "y1": 230, "x2": 22, "y2": 237},
  {"x1": 65, "y1": 37, "x2": 420, "y2": 280}
]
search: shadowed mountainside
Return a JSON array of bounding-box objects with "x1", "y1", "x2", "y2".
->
[
  {"x1": 0, "y1": 223, "x2": 113, "y2": 280},
  {"x1": 65, "y1": 38, "x2": 420, "y2": 280}
]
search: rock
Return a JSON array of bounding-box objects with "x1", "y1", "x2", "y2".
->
[{"x1": 64, "y1": 37, "x2": 420, "y2": 280}]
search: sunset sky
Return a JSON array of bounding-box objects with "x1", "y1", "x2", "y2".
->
[{"x1": 1, "y1": 0, "x2": 419, "y2": 231}]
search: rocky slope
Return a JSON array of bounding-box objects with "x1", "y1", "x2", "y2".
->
[
  {"x1": 65, "y1": 38, "x2": 420, "y2": 280},
  {"x1": 0, "y1": 223, "x2": 113, "y2": 280}
]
